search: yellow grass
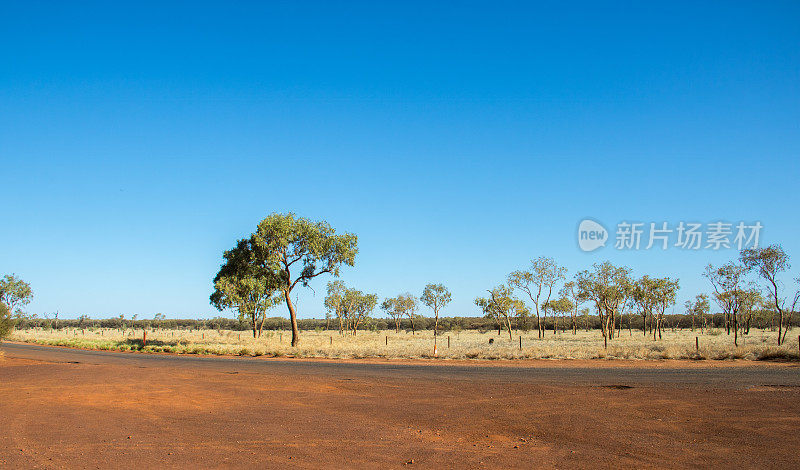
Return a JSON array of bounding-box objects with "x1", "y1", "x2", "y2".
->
[{"x1": 8, "y1": 326, "x2": 800, "y2": 361}]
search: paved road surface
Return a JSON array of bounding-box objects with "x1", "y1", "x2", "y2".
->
[{"x1": 3, "y1": 341, "x2": 798, "y2": 387}]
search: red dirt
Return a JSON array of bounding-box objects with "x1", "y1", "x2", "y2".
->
[{"x1": 2, "y1": 344, "x2": 799, "y2": 469}]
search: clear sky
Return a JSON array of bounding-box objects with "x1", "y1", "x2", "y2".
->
[{"x1": 2, "y1": 1, "x2": 798, "y2": 320}]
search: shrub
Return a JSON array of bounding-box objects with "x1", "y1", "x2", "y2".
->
[
  {"x1": 756, "y1": 346, "x2": 799, "y2": 361},
  {"x1": 0, "y1": 303, "x2": 16, "y2": 340}
]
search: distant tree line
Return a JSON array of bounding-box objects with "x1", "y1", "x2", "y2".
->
[{"x1": 12, "y1": 311, "x2": 796, "y2": 334}]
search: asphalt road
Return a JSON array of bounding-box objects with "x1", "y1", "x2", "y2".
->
[{"x1": 3, "y1": 341, "x2": 798, "y2": 388}]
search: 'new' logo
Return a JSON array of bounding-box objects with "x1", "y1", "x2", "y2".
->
[{"x1": 578, "y1": 219, "x2": 608, "y2": 252}]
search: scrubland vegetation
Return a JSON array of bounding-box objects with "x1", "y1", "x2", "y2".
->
[
  {"x1": 3, "y1": 214, "x2": 799, "y2": 362},
  {"x1": 9, "y1": 326, "x2": 799, "y2": 361}
]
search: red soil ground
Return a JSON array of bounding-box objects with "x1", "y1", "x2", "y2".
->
[{"x1": 1, "y1": 342, "x2": 799, "y2": 469}]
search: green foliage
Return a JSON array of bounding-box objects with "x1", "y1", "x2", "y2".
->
[
  {"x1": 508, "y1": 256, "x2": 567, "y2": 336},
  {"x1": 420, "y1": 283, "x2": 451, "y2": 316},
  {"x1": 576, "y1": 262, "x2": 632, "y2": 315},
  {"x1": 325, "y1": 280, "x2": 377, "y2": 334},
  {"x1": 546, "y1": 297, "x2": 573, "y2": 315},
  {"x1": 325, "y1": 280, "x2": 348, "y2": 332},
  {"x1": 251, "y1": 213, "x2": 358, "y2": 291},
  {"x1": 0, "y1": 302, "x2": 16, "y2": 340},
  {"x1": 342, "y1": 287, "x2": 377, "y2": 334},
  {"x1": 740, "y1": 244, "x2": 799, "y2": 345},
  {"x1": 421, "y1": 283, "x2": 451, "y2": 335},
  {"x1": 210, "y1": 239, "x2": 282, "y2": 337},
  {"x1": 475, "y1": 285, "x2": 527, "y2": 339},
  {"x1": 576, "y1": 261, "x2": 634, "y2": 339},
  {"x1": 0, "y1": 274, "x2": 33, "y2": 317}
]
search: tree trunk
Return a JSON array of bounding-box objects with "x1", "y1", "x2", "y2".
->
[
  {"x1": 536, "y1": 313, "x2": 542, "y2": 338},
  {"x1": 258, "y1": 314, "x2": 266, "y2": 338},
  {"x1": 284, "y1": 289, "x2": 300, "y2": 347}
]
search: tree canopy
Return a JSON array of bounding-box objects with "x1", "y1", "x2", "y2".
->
[
  {"x1": 210, "y1": 239, "x2": 282, "y2": 338},
  {"x1": 0, "y1": 274, "x2": 33, "y2": 317}
]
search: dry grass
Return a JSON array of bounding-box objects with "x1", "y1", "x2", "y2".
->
[{"x1": 8, "y1": 327, "x2": 800, "y2": 361}]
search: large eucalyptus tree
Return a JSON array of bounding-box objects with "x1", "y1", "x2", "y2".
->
[{"x1": 212, "y1": 213, "x2": 357, "y2": 346}]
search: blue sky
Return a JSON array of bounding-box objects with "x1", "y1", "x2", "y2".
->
[{"x1": 1, "y1": 1, "x2": 798, "y2": 319}]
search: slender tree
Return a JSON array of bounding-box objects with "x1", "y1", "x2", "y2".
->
[
  {"x1": 740, "y1": 245, "x2": 799, "y2": 345},
  {"x1": 342, "y1": 288, "x2": 377, "y2": 335},
  {"x1": 381, "y1": 297, "x2": 403, "y2": 333},
  {"x1": 576, "y1": 261, "x2": 632, "y2": 344},
  {"x1": 545, "y1": 297, "x2": 573, "y2": 334},
  {"x1": 704, "y1": 262, "x2": 748, "y2": 346},
  {"x1": 475, "y1": 285, "x2": 527, "y2": 340},
  {"x1": 325, "y1": 280, "x2": 348, "y2": 335},
  {"x1": 396, "y1": 293, "x2": 419, "y2": 334},
  {"x1": 559, "y1": 281, "x2": 582, "y2": 334},
  {"x1": 632, "y1": 276, "x2": 658, "y2": 336},
  {"x1": 650, "y1": 277, "x2": 679, "y2": 340},
  {"x1": 508, "y1": 257, "x2": 566, "y2": 338},
  {"x1": 685, "y1": 294, "x2": 710, "y2": 332},
  {"x1": 420, "y1": 283, "x2": 452, "y2": 339}
]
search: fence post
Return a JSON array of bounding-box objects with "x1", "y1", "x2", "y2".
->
[
  {"x1": 696, "y1": 337, "x2": 699, "y2": 351},
  {"x1": 330, "y1": 336, "x2": 333, "y2": 346},
  {"x1": 448, "y1": 336, "x2": 450, "y2": 348},
  {"x1": 519, "y1": 336, "x2": 522, "y2": 350},
  {"x1": 143, "y1": 331, "x2": 147, "y2": 348},
  {"x1": 385, "y1": 336, "x2": 388, "y2": 346}
]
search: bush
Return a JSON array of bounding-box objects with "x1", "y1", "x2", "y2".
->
[{"x1": 0, "y1": 303, "x2": 16, "y2": 340}]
